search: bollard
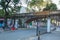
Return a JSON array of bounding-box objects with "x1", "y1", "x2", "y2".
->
[{"x1": 38, "y1": 31, "x2": 40, "y2": 40}]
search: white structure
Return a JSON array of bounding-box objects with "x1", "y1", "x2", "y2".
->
[
  {"x1": 14, "y1": 19, "x2": 19, "y2": 29},
  {"x1": 47, "y1": 18, "x2": 51, "y2": 33}
]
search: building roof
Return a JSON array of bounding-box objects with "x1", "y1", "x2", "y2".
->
[{"x1": 13, "y1": 10, "x2": 60, "y2": 18}]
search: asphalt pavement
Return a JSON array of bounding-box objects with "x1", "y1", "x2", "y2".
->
[{"x1": 0, "y1": 27, "x2": 60, "y2": 40}]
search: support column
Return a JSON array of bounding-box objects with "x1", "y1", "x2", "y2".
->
[
  {"x1": 14, "y1": 19, "x2": 18, "y2": 29},
  {"x1": 22, "y1": 18, "x2": 25, "y2": 28},
  {"x1": 47, "y1": 18, "x2": 51, "y2": 33},
  {"x1": 36, "y1": 20, "x2": 39, "y2": 36}
]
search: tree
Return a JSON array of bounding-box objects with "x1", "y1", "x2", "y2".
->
[
  {"x1": 0, "y1": 0, "x2": 21, "y2": 28},
  {"x1": 43, "y1": 3, "x2": 57, "y2": 11},
  {"x1": 28, "y1": 0, "x2": 43, "y2": 11},
  {"x1": 28, "y1": 0, "x2": 47, "y2": 12},
  {"x1": 0, "y1": 9, "x2": 5, "y2": 17}
]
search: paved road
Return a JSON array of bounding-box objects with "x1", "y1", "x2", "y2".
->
[
  {"x1": 0, "y1": 26, "x2": 57, "y2": 40},
  {"x1": 41, "y1": 31, "x2": 60, "y2": 40},
  {"x1": 24, "y1": 28, "x2": 60, "y2": 40},
  {"x1": 0, "y1": 29, "x2": 36, "y2": 40},
  {"x1": 28, "y1": 31, "x2": 60, "y2": 40},
  {"x1": 0, "y1": 27, "x2": 48, "y2": 40}
]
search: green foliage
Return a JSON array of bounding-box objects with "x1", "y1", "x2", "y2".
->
[
  {"x1": 13, "y1": 0, "x2": 19, "y2": 4},
  {"x1": 0, "y1": 0, "x2": 11, "y2": 17},
  {"x1": 15, "y1": 6, "x2": 21, "y2": 12},
  {"x1": 10, "y1": 0, "x2": 21, "y2": 14},
  {"x1": 29, "y1": 0, "x2": 44, "y2": 7},
  {"x1": 0, "y1": 0, "x2": 21, "y2": 17},
  {"x1": 28, "y1": 0, "x2": 45, "y2": 12},
  {"x1": 0, "y1": 0, "x2": 5, "y2": 9},
  {"x1": 0, "y1": 9, "x2": 5, "y2": 17},
  {"x1": 0, "y1": 0, "x2": 21, "y2": 28},
  {"x1": 43, "y1": 3, "x2": 57, "y2": 11}
]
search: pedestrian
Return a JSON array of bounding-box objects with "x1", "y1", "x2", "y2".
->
[{"x1": 11, "y1": 25, "x2": 15, "y2": 31}]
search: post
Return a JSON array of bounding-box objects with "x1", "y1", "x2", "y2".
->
[
  {"x1": 36, "y1": 20, "x2": 39, "y2": 36},
  {"x1": 38, "y1": 31, "x2": 40, "y2": 40},
  {"x1": 47, "y1": 18, "x2": 51, "y2": 33}
]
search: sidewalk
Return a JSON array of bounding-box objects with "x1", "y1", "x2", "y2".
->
[
  {"x1": 0, "y1": 28, "x2": 4, "y2": 33},
  {"x1": 24, "y1": 31, "x2": 60, "y2": 40}
]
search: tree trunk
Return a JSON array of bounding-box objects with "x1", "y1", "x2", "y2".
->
[
  {"x1": 4, "y1": 8, "x2": 8, "y2": 30},
  {"x1": 4, "y1": 17, "x2": 7, "y2": 28}
]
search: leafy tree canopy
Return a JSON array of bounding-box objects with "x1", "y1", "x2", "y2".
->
[
  {"x1": 43, "y1": 3, "x2": 57, "y2": 11},
  {"x1": 13, "y1": 0, "x2": 19, "y2": 4},
  {"x1": 0, "y1": 9, "x2": 5, "y2": 17},
  {"x1": 29, "y1": 0, "x2": 44, "y2": 7},
  {"x1": 0, "y1": 0, "x2": 21, "y2": 16},
  {"x1": 28, "y1": 0, "x2": 50, "y2": 12}
]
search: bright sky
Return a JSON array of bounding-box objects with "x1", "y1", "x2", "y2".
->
[{"x1": 52, "y1": 0, "x2": 60, "y2": 10}]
